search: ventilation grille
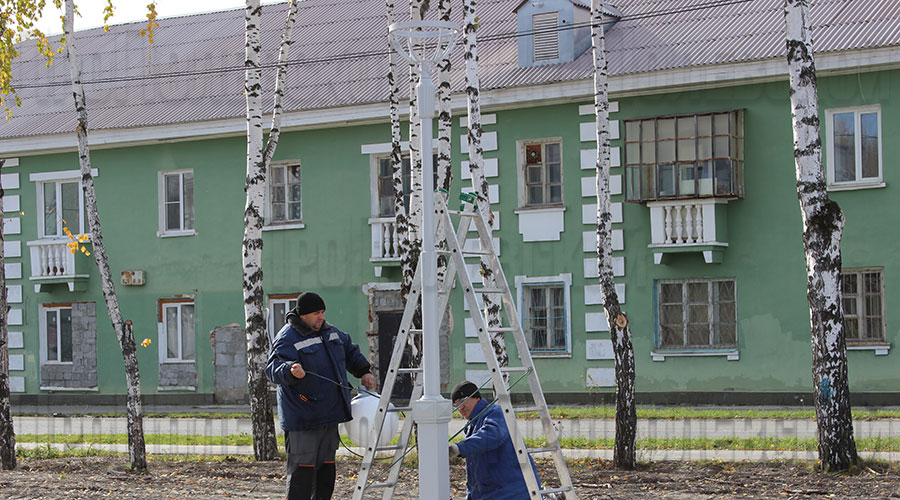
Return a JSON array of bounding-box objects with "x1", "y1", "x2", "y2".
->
[{"x1": 532, "y1": 12, "x2": 559, "y2": 62}]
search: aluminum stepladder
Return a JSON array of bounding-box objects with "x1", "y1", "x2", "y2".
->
[{"x1": 352, "y1": 194, "x2": 577, "y2": 500}]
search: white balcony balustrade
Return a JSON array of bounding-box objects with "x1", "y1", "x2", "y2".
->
[
  {"x1": 369, "y1": 217, "x2": 402, "y2": 262},
  {"x1": 27, "y1": 239, "x2": 91, "y2": 292},
  {"x1": 648, "y1": 199, "x2": 729, "y2": 264}
]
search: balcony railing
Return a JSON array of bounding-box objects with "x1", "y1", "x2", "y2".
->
[
  {"x1": 27, "y1": 239, "x2": 90, "y2": 292},
  {"x1": 369, "y1": 217, "x2": 401, "y2": 262},
  {"x1": 648, "y1": 199, "x2": 728, "y2": 264}
]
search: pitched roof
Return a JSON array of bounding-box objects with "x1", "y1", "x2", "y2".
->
[{"x1": 4, "y1": 0, "x2": 898, "y2": 141}]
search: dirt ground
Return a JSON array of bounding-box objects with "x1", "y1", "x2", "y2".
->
[{"x1": 1, "y1": 457, "x2": 899, "y2": 499}]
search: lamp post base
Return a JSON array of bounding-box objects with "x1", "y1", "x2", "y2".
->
[{"x1": 413, "y1": 397, "x2": 452, "y2": 500}]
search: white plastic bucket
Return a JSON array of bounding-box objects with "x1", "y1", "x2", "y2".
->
[{"x1": 341, "y1": 391, "x2": 399, "y2": 448}]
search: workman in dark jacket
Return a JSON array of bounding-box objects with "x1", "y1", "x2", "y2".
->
[
  {"x1": 449, "y1": 381, "x2": 539, "y2": 500},
  {"x1": 266, "y1": 291, "x2": 376, "y2": 500}
]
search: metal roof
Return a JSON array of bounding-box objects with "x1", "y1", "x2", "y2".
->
[{"x1": 4, "y1": 0, "x2": 898, "y2": 140}]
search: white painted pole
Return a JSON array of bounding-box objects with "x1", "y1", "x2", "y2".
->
[{"x1": 412, "y1": 63, "x2": 452, "y2": 500}]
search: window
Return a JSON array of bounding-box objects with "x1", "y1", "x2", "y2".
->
[
  {"x1": 516, "y1": 274, "x2": 572, "y2": 356},
  {"x1": 267, "y1": 163, "x2": 302, "y2": 224},
  {"x1": 521, "y1": 141, "x2": 563, "y2": 208},
  {"x1": 842, "y1": 268, "x2": 885, "y2": 343},
  {"x1": 158, "y1": 170, "x2": 194, "y2": 235},
  {"x1": 159, "y1": 300, "x2": 195, "y2": 362},
  {"x1": 532, "y1": 12, "x2": 559, "y2": 62},
  {"x1": 268, "y1": 294, "x2": 299, "y2": 342},
  {"x1": 625, "y1": 111, "x2": 744, "y2": 202},
  {"x1": 41, "y1": 304, "x2": 73, "y2": 363},
  {"x1": 826, "y1": 106, "x2": 882, "y2": 187},
  {"x1": 375, "y1": 154, "x2": 438, "y2": 217},
  {"x1": 38, "y1": 179, "x2": 87, "y2": 238},
  {"x1": 657, "y1": 279, "x2": 736, "y2": 349}
]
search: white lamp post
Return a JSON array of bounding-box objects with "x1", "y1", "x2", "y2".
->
[{"x1": 388, "y1": 20, "x2": 459, "y2": 500}]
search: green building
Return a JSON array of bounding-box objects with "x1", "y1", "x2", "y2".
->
[{"x1": 2, "y1": 0, "x2": 898, "y2": 405}]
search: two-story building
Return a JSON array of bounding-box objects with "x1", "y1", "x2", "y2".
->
[{"x1": 2, "y1": 0, "x2": 898, "y2": 405}]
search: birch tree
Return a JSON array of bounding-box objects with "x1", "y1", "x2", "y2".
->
[
  {"x1": 784, "y1": 0, "x2": 857, "y2": 471},
  {"x1": 242, "y1": 0, "x2": 299, "y2": 461},
  {"x1": 63, "y1": 0, "x2": 147, "y2": 471},
  {"x1": 434, "y1": 0, "x2": 452, "y2": 286},
  {"x1": 590, "y1": 0, "x2": 636, "y2": 469},
  {"x1": 0, "y1": 161, "x2": 14, "y2": 470},
  {"x1": 462, "y1": 0, "x2": 508, "y2": 371},
  {"x1": 386, "y1": 0, "x2": 408, "y2": 284}
]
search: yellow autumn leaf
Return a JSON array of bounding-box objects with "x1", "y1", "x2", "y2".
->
[{"x1": 141, "y1": 338, "x2": 152, "y2": 347}]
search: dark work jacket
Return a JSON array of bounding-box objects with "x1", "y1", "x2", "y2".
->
[
  {"x1": 265, "y1": 314, "x2": 371, "y2": 431},
  {"x1": 455, "y1": 398, "x2": 539, "y2": 500}
]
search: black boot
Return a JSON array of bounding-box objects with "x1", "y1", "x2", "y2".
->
[
  {"x1": 315, "y1": 462, "x2": 336, "y2": 500},
  {"x1": 287, "y1": 465, "x2": 315, "y2": 500}
]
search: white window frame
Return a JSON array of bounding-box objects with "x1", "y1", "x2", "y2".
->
[
  {"x1": 263, "y1": 162, "x2": 305, "y2": 230},
  {"x1": 158, "y1": 300, "x2": 196, "y2": 363},
  {"x1": 267, "y1": 295, "x2": 299, "y2": 343},
  {"x1": 157, "y1": 169, "x2": 195, "y2": 237},
  {"x1": 39, "y1": 303, "x2": 74, "y2": 364},
  {"x1": 825, "y1": 105, "x2": 884, "y2": 190},
  {"x1": 514, "y1": 273, "x2": 572, "y2": 358},
  {"x1": 517, "y1": 138, "x2": 564, "y2": 210},
  {"x1": 652, "y1": 278, "x2": 739, "y2": 361},
  {"x1": 31, "y1": 169, "x2": 97, "y2": 239}
]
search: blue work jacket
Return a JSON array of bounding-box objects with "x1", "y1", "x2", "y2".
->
[
  {"x1": 265, "y1": 318, "x2": 370, "y2": 431},
  {"x1": 455, "y1": 398, "x2": 539, "y2": 500}
]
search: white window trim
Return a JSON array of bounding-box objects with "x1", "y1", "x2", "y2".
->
[
  {"x1": 514, "y1": 273, "x2": 572, "y2": 358},
  {"x1": 263, "y1": 161, "x2": 304, "y2": 229},
  {"x1": 653, "y1": 278, "x2": 739, "y2": 361},
  {"x1": 516, "y1": 138, "x2": 564, "y2": 210},
  {"x1": 39, "y1": 304, "x2": 73, "y2": 365},
  {"x1": 267, "y1": 295, "x2": 299, "y2": 343},
  {"x1": 158, "y1": 300, "x2": 196, "y2": 363},
  {"x1": 157, "y1": 169, "x2": 196, "y2": 237},
  {"x1": 32, "y1": 169, "x2": 97, "y2": 239},
  {"x1": 825, "y1": 104, "x2": 884, "y2": 189}
]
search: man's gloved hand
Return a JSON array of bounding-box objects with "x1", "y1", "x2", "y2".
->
[{"x1": 449, "y1": 443, "x2": 460, "y2": 458}]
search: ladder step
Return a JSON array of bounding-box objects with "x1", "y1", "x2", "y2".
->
[
  {"x1": 540, "y1": 486, "x2": 574, "y2": 496},
  {"x1": 527, "y1": 446, "x2": 562, "y2": 454},
  {"x1": 387, "y1": 406, "x2": 411, "y2": 412},
  {"x1": 500, "y1": 366, "x2": 531, "y2": 373},
  {"x1": 446, "y1": 210, "x2": 478, "y2": 217},
  {"x1": 488, "y1": 327, "x2": 519, "y2": 333},
  {"x1": 514, "y1": 405, "x2": 542, "y2": 413},
  {"x1": 368, "y1": 481, "x2": 398, "y2": 489},
  {"x1": 397, "y1": 367, "x2": 423, "y2": 373},
  {"x1": 409, "y1": 329, "x2": 423, "y2": 335},
  {"x1": 472, "y1": 287, "x2": 505, "y2": 294},
  {"x1": 461, "y1": 248, "x2": 493, "y2": 256},
  {"x1": 375, "y1": 445, "x2": 404, "y2": 452}
]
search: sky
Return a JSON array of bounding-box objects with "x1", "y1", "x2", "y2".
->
[{"x1": 33, "y1": 0, "x2": 284, "y2": 35}]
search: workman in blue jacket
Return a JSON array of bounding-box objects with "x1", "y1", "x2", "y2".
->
[
  {"x1": 266, "y1": 291, "x2": 376, "y2": 500},
  {"x1": 448, "y1": 381, "x2": 540, "y2": 500}
]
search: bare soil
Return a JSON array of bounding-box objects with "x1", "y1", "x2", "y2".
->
[{"x1": 0, "y1": 457, "x2": 898, "y2": 499}]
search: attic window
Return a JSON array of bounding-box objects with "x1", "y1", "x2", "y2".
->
[{"x1": 532, "y1": 12, "x2": 559, "y2": 62}]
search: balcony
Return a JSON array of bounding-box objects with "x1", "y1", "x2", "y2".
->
[
  {"x1": 648, "y1": 199, "x2": 728, "y2": 264},
  {"x1": 369, "y1": 217, "x2": 401, "y2": 276},
  {"x1": 27, "y1": 239, "x2": 91, "y2": 292}
]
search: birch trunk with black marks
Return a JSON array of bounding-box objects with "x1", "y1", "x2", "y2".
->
[
  {"x1": 435, "y1": 0, "x2": 453, "y2": 287},
  {"x1": 463, "y1": 0, "x2": 507, "y2": 372},
  {"x1": 386, "y1": 0, "x2": 408, "y2": 288},
  {"x1": 242, "y1": 0, "x2": 298, "y2": 461},
  {"x1": 784, "y1": 0, "x2": 857, "y2": 471},
  {"x1": 64, "y1": 0, "x2": 147, "y2": 471},
  {"x1": 591, "y1": 0, "x2": 635, "y2": 470},
  {"x1": 0, "y1": 161, "x2": 14, "y2": 470}
]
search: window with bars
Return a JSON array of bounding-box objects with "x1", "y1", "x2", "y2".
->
[
  {"x1": 376, "y1": 155, "x2": 438, "y2": 217},
  {"x1": 268, "y1": 163, "x2": 302, "y2": 224},
  {"x1": 159, "y1": 170, "x2": 195, "y2": 235},
  {"x1": 625, "y1": 110, "x2": 744, "y2": 202},
  {"x1": 521, "y1": 141, "x2": 563, "y2": 208},
  {"x1": 523, "y1": 283, "x2": 567, "y2": 353},
  {"x1": 532, "y1": 12, "x2": 559, "y2": 62},
  {"x1": 826, "y1": 106, "x2": 882, "y2": 187},
  {"x1": 658, "y1": 279, "x2": 737, "y2": 349},
  {"x1": 159, "y1": 300, "x2": 195, "y2": 362},
  {"x1": 842, "y1": 268, "x2": 885, "y2": 343}
]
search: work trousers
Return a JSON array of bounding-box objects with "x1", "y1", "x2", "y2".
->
[{"x1": 285, "y1": 424, "x2": 339, "y2": 500}]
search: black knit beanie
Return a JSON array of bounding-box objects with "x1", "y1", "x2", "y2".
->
[
  {"x1": 295, "y1": 292, "x2": 326, "y2": 315},
  {"x1": 450, "y1": 380, "x2": 481, "y2": 402}
]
